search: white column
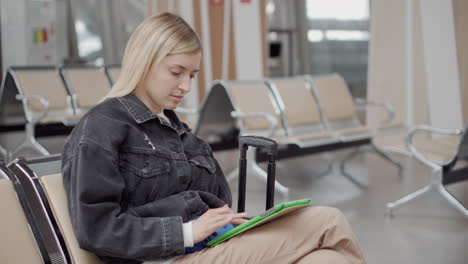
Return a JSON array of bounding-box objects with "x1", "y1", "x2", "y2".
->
[
  {"x1": 222, "y1": 0, "x2": 232, "y2": 80},
  {"x1": 419, "y1": 0, "x2": 463, "y2": 129},
  {"x1": 232, "y1": 0, "x2": 263, "y2": 79},
  {"x1": 178, "y1": 0, "x2": 199, "y2": 110},
  {"x1": 200, "y1": 0, "x2": 213, "y2": 89},
  {"x1": 1, "y1": 0, "x2": 28, "y2": 71},
  {"x1": 405, "y1": 0, "x2": 414, "y2": 126}
]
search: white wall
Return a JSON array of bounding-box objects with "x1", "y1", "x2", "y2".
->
[
  {"x1": 419, "y1": 0, "x2": 463, "y2": 129},
  {"x1": 1, "y1": 0, "x2": 28, "y2": 71},
  {"x1": 368, "y1": 0, "x2": 464, "y2": 130}
]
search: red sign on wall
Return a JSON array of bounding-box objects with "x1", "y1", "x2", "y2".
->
[{"x1": 211, "y1": 0, "x2": 223, "y2": 5}]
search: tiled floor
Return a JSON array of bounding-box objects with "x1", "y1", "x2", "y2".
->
[{"x1": 4, "y1": 134, "x2": 468, "y2": 264}]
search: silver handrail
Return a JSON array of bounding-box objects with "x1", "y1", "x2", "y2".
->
[{"x1": 406, "y1": 125, "x2": 463, "y2": 169}]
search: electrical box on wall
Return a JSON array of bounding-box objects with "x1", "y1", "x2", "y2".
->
[
  {"x1": 26, "y1": 0, "x2": 57, "y2": 65},
  {"x1": 1, "y1": 0, "x2": 62, "y2": 73}
]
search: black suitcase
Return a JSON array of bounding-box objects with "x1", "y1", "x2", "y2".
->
[{"x1": 237, "y1": 135, "x2": 278, "y2": 213}]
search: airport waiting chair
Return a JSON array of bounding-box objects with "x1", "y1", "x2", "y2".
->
[
  {"x1": 387, "y1": 125, "x2": 468, "y2": 218},
  {"x1": 194, "y1": 81, "x2": 239, "y2": 147},
  {"x1": 1, "y1": 161, "x2": 68, "y2": 263},
  {"x1": 7, "y1": 156, "x2": 102, "y2": 263},
  {"x1": 3, "y1": 66, "x2": 77, "y2": 157},
  {"x1": 104, "y1": 65, "x2": 121, "y2": 86},
  {"x1": 196, "y1": 79, "x2": 362, "y2": 191},
  {"x1": 60, "y1": 66, "x2": 112, "y2": 116},
  {"x1": 308, "y1": 73, "x2": 402, "y2": 186},
  {"x1": 40, "y1": 173, "x2": 103, "y2": 263},
  {"x1": 308, "y1": 73, "x2": 375, "y2": 140},
  {"x1": 0, "y1": 177, "x2": 44, "y2": 263},
  {"x1": 203, "y1": 80, "x2": 289, "y2": 193},
  {"x1": 267, "y1": 76, "x2": 341, "y2": 147}
]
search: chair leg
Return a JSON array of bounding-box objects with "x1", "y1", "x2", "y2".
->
[
  {"x1": 11, "y1": 138, "x2": 50, "y2": 159},
  {"x1": 339, "y1": 146, "x2": 368, "y2": 189},
  {"x1": 370, "y1": 143, "x2": 403, "y2": 177},
  {"x1": 386, "y1": 167, "x2": 468, "y2": 218},
  {"x1": 11, "y1": 123, "x2": 50, "y2": 159},
  {"x1": 386, "y1": 185, "x2": 432, "y2": 217},
  {"x1": 437, "y1": 184, "x2": 468, "y2": 218}
]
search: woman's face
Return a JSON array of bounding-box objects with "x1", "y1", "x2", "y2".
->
[{"x1": 135, "y1": 51, "x2": 201, "y2": 113}]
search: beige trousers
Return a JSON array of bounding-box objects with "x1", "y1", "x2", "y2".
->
[{"x1": 174, "y1": 206, "x2": 365, "y2": 264}]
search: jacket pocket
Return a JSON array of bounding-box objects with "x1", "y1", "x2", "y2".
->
[
  {"x1": 188, "y1": 153, "x2": 216, "y2": 174},
  {"x1": 184, "y1": 145, "x2": 218, "y2": 191},
  {"x1": 185, "y1": 141, "x2": 216, "y2": 174},
  {"x1": 119, "y1": 149, "x2": 172, "y2": 205}
]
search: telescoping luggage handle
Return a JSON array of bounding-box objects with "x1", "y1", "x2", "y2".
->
[{"x1": 238, "y1": 136, "x2": 278, "y2": 213}]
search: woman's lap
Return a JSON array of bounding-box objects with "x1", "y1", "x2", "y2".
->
[{"x1": 174, "y1": 206, "x2": 363, "y2": 264}]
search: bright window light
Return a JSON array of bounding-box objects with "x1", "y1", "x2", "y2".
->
[
  {"x1": 75, "y1": 20, "x2": 86, "y2": 33},
  {"x1": 266, "y1": 2, "x2": 275, "y2": 15},
  {"x1": 307, "y1": 0, "x2": 369, "y2": 20},
  {"x1": 325, "y1": 30, "x2": 369, "y2": 41},
  {"x1": 307, "y1": 30, "x2": 324, "y2": 42},
  {"x1": 75, "y1": 20, "x2": 103, "y2": 57}
]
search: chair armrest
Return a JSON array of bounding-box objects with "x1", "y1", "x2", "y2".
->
[
  {"x1": 16, "y1": 94, "x2": 50, "y2": 123},
  {"x1": 406, "y1": 125, "x2": 463, "y2": 168},
  {"x1": 231, "y1": 111, "x2": 278, "y2": 137},
  {"x1": 354, "y1": 98, "x2": 395, "y2": 126}
]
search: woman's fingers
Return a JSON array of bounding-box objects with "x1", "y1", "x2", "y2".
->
[
  {"x1": 192, "y1": 206, "x2": 250, "y2": 243},
  {"x1": 231, "y1": 218, "x2": 249, "y2": 225},
  {"x1": 208, "y1": 205, "x2": 233, "y2": 215}
]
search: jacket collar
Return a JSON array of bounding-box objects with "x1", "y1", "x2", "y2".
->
[{"x1": 117, "y1": 94, "x2": 190, "y2": 134}]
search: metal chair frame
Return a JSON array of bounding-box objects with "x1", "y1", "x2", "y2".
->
[
  {"x1": 104, "y1": 64, "x2": 121, "y2": 86},
  {"x1": 59, "y1": 65, "x2": 111, "y2": 116},
  {"x1": 213, "y1": 80, "x2": 289, "y2": 194},
  {"x1": 3, "y1": 157, "x2": 69, "y2": 263},
  {"x1": 386, "y1": 125, "x2": 468, "y2": 218},
  {"x1": 306, "y1": 74, "x2": 402, "y2": 186},
  {"x1": 4, "y1": 66, "x2": 76, "y2": 158}
]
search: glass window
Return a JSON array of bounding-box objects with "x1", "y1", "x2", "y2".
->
[{"x1": 306, "y1": 0, "x2": 370, "y2": 98}]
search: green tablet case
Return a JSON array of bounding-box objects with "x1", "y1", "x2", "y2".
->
[{"x1": 207, "y1": 199, "x2": 311, "y2": 247}]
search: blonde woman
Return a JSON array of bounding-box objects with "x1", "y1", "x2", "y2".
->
[{"x1": 62, "y1": 12, "x2": 365, "y2": 264}]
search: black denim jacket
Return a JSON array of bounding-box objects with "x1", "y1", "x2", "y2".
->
[{"x1": 61, "y1": 94, "x2": 232, "y2": 263}]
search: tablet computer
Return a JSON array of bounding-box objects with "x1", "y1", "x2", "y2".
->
[{"x1": 207, "y1": 199, "x2": 311, "y2": 247}]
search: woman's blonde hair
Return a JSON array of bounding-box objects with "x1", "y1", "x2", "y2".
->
[{"x1": 101, "y1": 12, "x2": 201, "y2": 100}]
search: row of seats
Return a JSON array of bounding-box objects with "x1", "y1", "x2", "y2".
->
[
  {"x1": 0, "y1": 69, "x2": 400, "y2": 190},
  {"x1": 195, "y1": 74, "x2": 402, "y2": 191},
  {"x1": 191, "y1": 74, "x2": 467, "y2": 216},
  {"x1": 0, "y1": 65, "x2": 121, "y2": 159}
]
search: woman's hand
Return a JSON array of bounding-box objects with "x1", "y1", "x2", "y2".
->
[{"x1": 191, "y1": 205, "x2": 248, "y2": 243}]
